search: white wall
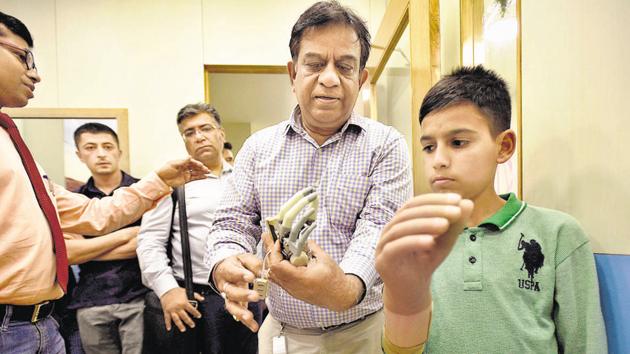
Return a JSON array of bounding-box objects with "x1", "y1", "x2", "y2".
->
[
  {"x1": 202, "y1": 0, "x2": 385, "y2": 65},
  {"x1": 521, "y1": 0, "x2": 630, "y2": 254},
  {"x1": 1, "y1": 0, "x2": 205, "y2": 177},
  {"x1": 1, "y1": 0, "x2": 386, "y2": 177}
]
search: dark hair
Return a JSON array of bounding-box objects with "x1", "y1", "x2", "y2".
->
[
  {"x1": 176, "y1": 103, "x2": 221, "y2": 126},
  {"x1": 74, "y1": 122, "x2": 119, "y2": 147},
  {"x1": 289, "y1": 1, "x2": 371, "y2": 71},
  {"x1": 0, "y1": 12, "x2": 34, "y2": 47},
  {"x1": 419, "y1": 65, "x2": 511, "y2": 134},
  {"x1": 223, "y1": 141, "x2": 233, "y2": 150}
]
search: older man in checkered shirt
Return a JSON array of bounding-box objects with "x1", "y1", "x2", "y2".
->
[{"x1": 206, "y1": 2, "x2": 412, "y2": 353}]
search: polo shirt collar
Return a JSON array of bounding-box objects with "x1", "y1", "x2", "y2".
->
[{"x1": 479, "y1": 193, "x2": 527, "y2": 230}]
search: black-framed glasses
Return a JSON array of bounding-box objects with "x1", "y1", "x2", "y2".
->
[{"x1": 0, "y1": 40, "x2": 36, "y2": 70}]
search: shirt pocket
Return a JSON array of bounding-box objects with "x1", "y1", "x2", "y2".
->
[{"x1": 326, "y1": 173, "x2": 370, "y2": 235}]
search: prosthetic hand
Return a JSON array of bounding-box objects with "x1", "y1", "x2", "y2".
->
[{"x1": 265, "y1": 186, "x2": 319, "y2": 267}]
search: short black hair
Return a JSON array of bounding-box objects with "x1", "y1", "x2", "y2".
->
[
  {"x1": 0, "y1": 12, "x2": 34, "y2": 47},
  {"x1": 176, "y1": 103, "x2": 221, "y2": 126},
  {"x1": 289, "y1": 1, "x2": 371, "y2": 71},
  {"x1": 223, "y1": 141, "x2": 233, "y2": 150},
  {"x1": 419, "y1": 65, "x2": 511, "y2": 134},
  {"x1": 74, "y1": 122, "x2": 119, "y2": 148}
]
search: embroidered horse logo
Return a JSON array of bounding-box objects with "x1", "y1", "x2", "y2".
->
[{"x1": 517, "y1": 233, "x2": 544, "y2": 280}]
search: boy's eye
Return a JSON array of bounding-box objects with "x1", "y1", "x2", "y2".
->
[
  {"x1": 452, "y1": 139, "x2": 468, "y2": 147},
  {"x1": 422, "y1": 144, "x2": 435, "y2": 153}
]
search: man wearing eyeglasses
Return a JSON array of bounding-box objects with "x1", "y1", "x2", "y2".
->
[
  {"x1": 137, "y1": 103, "x2": 259, "y2": 354},
  {"x1": 0, "y1": 12, "x2": 210, "y2": 354}
]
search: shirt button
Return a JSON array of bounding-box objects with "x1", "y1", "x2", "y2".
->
[
  {"x1": 469, "y1": 234, "x2": 477, "y2": 242},
  {"x1": 469, "y1": 256, "x2": 477, "y2": 264}
]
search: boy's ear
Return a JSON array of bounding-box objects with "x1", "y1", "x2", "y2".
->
[{"x1": 496, "y1": 129, "x2": 516, "y2": 164}]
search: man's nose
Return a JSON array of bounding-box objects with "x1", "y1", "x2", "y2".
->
[
  {"x1": 27, "y1": 68, "x2": 41, "y2": 84},
  {"x1": 319, "y1": 62, "x2": 340, "y2": 87}
]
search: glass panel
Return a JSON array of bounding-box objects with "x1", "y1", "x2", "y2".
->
[
  {"x1": 14, "y1": 118, "x2": 118, "y2": 190},
  {"x1": 375, "y1": 25, "x2": 412, "y2": 154},
  {"x1": 480, "y1": 0, "x2": 519, "y2": 195}
]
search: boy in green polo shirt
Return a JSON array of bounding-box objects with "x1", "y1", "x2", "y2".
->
[{"x1": 378, "y1": 65, "x2": 607, "y2": 353}]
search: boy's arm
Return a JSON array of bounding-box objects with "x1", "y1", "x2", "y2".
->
[
  {"x1": 375, "y1": 193, "x2": 473, "y2": 349},
  {"x1": 554, "y1": 227, "x2": 608, "y2": 353},
  {"x1": 64, "y1": 226, "x2": 139, "y2": 265}
]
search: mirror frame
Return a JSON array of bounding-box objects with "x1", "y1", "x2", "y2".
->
[{"x1": 2, "y1": 107, "x2": 130, "y2": 173}]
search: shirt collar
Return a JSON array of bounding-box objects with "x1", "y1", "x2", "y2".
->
[
  {"x1": 206, "y1": 161, "x2": 233, "y2": 179},
  {"x1": 285, "y1": 105, "x2": 367, "y2": 137},
  {"x1": 84, "y1": 170, "x2": 133, "y2": 195},
  {"x1": 478, "y1": 193, "x2": 527, "y2": 230}
]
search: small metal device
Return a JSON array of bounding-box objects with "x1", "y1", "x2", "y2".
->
[{"x1": 253, "y1": 278, "x2": 270, "y2": 300}]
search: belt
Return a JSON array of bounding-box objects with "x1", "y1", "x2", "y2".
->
[
  {"x1": 282, "y1": 310, "x2": 380, "y2": 335},
  {"x1": 0, "y1": 302, "x2": 55, "y2": 323}
]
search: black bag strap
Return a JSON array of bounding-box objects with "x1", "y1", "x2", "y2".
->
[
  {"x1": 165, "y1": 190, "x2": 178, "y2": 266},
  {"x1": 166, "y1": 187, "x2": 195, "y2": 301},
  {"x1": 175, "y1": 186, "x2": 195, "y2": 301}
]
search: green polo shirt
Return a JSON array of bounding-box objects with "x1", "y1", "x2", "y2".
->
[{"x1": 425, "y1": 194, "x2": 607, "y2": 353}]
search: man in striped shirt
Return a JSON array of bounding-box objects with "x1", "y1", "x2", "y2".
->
[{"x1": 206, "y1": 2, "x2": 412, "y2": 353}]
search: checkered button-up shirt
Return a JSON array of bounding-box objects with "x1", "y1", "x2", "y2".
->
[{"x1": 206, "y1": 107, "x2": 412, "y2": 328}]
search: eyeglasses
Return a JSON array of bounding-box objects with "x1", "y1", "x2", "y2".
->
[
  {"x1": 182, "y1": 124, "x2": 219, "y2": 141},
  {"x1": 0, "y1": 40, "x2": 36, "y2": 70}
]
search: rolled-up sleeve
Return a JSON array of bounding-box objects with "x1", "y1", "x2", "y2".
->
[
  {"x1": 56, "y1": 172, "x2": 170, "y2": 236},
  {"x1": 339, "y1": 134, "x2": 413, "y2": 293}
]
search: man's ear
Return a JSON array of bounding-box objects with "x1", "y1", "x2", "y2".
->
[
  {"x1": 75, "y1": 149, "x2": 85, "y2": 163},
  {"x1": 359, "y1": 68, "x2": 369, "y2": 87},
  {"x1": 496, "y1": 129, "x2": 516, "y2": 164},
  {"x1": 287, "y1": 60, "x2": 297, "y2": 93}
]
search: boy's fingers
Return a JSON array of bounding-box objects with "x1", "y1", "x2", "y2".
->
[
  {"x1": 379, "y1": 217, "x2": 450, "y2": 253},
  {"x1": 378, "y1": 234, "x2": 437, "y2": 264},
  {"x1": 401, "y1": 193, "x2": 462, "y2": 209},
  {"x1": 384, "y1": 204, "x2": 463, "y2": 234}
]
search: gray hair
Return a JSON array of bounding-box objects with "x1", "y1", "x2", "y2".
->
[{"x1": 176, "y1": 103, "x2": 221, "y2": 126}]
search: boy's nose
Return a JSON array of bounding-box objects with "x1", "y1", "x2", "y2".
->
[{"x1": 432, "y1": 147, "x2": 450, "y2": 169}]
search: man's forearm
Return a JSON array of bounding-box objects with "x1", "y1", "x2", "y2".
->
[
  {"x1": 324, "y1": 274, "x2": 364, "y2": 312},
  {"x1": 95, "y1": 237, "x2": 137, "y2": 261},
  {"x1": 66, "y1": 233, "x2": 127, "y2": 264}
]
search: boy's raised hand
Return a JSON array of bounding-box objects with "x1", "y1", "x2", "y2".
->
[{"x1": 376, "y1": 193, "x2": 473, "y2": 315}]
